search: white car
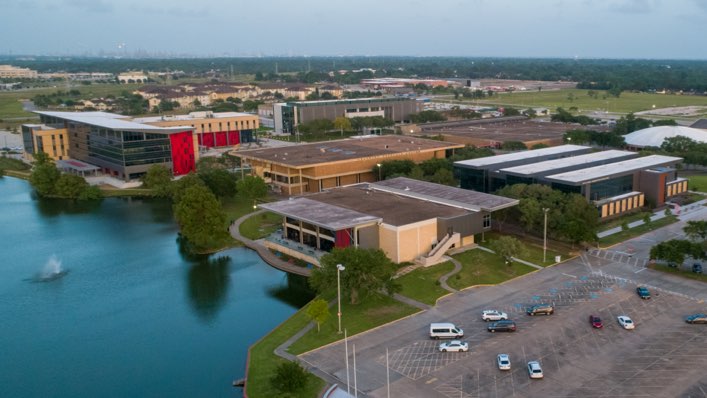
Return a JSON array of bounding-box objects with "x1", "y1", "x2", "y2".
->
[
  {"x1": 482, "y1": 310, "x2": 509, "y2": 322},
  {"x1": 618, "y1": 315, "x2": 635, "y2": 330},
  {"x1": 497, "y1": 354, "x2": 511, "y2": 370},
  {"x1": 439, "y1": 340, "x2": 469, "y2": 353},
  {"x1": 527, "y1": 361, "x2": 543, "y2": 379}
]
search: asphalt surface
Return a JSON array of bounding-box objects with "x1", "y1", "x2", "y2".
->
[{"x1": 300, "y1": 207, "x2": 707, "y2": 398}]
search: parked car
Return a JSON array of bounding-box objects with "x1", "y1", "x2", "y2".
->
[
  {"x1": 497, "y1": 354, "x2": 511, "y2": 370},
  {"x1": 527, "y1": 303, "x2": 554, "y2": 316},
  {"x1": 487, "y1": 320, "x2": 516, "y2": 332},
  {"x1": 482, "y1": 310, "x2": 508, "y2": 322},
  {"x1": 527, "y1": 361, "x2": 543, "y2": 379},
  {"x1": 618, "y1": 315, "x2": 635, "y2": 330},
  {"x1": 429, "y1": 323, "x2": 463, "y2": 339},
  {"x1": 685, "y1": 314, "x2": 707, "y2": 324},
  {"x1": 589, "y1": 315, "x2": 603, "y2": 329},
  {"x1": 439, "y1": 340, "x2": 469, "y2": 352},
  {"x1": 636, "y1": 286, "x2": 651, "y2": 299},
  {"x1": 693, "y1": 263, "x2": 703, "y2": 274}
]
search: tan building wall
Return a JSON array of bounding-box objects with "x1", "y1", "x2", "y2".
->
[
  {"x1": 599, "y1": 193, "x2": 645, "y2": 219},
  {"x1": 145, "y1": 114, "x2": 259, "y2": 134},
  {"x1": 396, "y1": 220, "x2": 439, "y2": 263},
  {"x1": 378, "y1": 225, "x2": 400, "y2": 263},
  {"x1": 32, "y1": 128, "x2": 69, "y2": 160}
]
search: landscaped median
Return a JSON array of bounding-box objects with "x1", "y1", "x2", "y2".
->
[{"x1": 599, "y1": 215, "x2": 678, "y2": 247}]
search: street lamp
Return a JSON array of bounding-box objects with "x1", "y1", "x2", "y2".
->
[
  {"x1": 337, "y1": 263, "x2": 346, "y2": 334},
  {"x1": 543, "y1": 208, "x2": 550, "y2": 263},
  {"x1": 376, "y1": 163, "x2": 382, "y2": 181}
]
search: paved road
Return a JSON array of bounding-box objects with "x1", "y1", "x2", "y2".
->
[{"x1": 300, "y1": 207, "x2": 707, "y2": 397}]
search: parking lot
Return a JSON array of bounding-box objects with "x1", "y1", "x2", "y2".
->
[{"x1": 301, "y1": 256, "x2": 707, "y2": 397}]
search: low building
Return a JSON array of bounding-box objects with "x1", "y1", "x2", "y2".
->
[
  {"x1": 118, "y1": 72, "x2": 148, "y2": 83},
  {"x1": 133, "y1": 111, "x2": 258, "y2": 149},
  {"x1": 274, "y1": 97, "x2": 421, "y2": 134},
  {"x1": 236, "y1": 135, "x2": 463, "y2": 196},
  {"x1": 0, "y1": 65, "x2": 38, "y2": 79},
  {"x1": 623, "y1": 126, "x2": 707, "y2": 149},
  {"x1": 28, "y1": 111, "x2": 197, "y2": 180},
  {"x1": 259, "y1": 177, "x2": 518, "y2": 265}
]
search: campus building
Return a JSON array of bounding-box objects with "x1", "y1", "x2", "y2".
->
[
  {"x1": 133, "y1": 111, "x2": 258, "y2": 149},
  {"x1": 454, "y1": 145, "x2": 685, "y2": 218},
  {"x1": 273, "y1": 97, "x2": 421, "y2": 134},
  {"x1": 0, "y1": 65, "x2": 38, "y2": 79},
  {"x1": 259, "y1": 177, "x2": 518, "y2": 265},
  {"x1": 235, "y1": 135, "x2": 464, "y2": 196},
  {"x1": 27, "y1": 111, "x2": 197, "y2": 180}
]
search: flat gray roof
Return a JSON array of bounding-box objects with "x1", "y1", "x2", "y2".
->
[
  {"x1": 35, "y1": 111, "x2": 192, "y2": 133},
  {"x1": 454, "y1": 145, "x2": 590, "y2": 168},
  {"x1": 258, "y1": 198, "x2": 381, "y2": 230},
  {"x1": 545, "y1": 155, "x2": 683, "y2": 184},
  {"x1": 373, "y1": 177, "x2": 518, "y2": 212},
  {"x1": 132, "y1": 112, "x2": 254, "y2": 123},
  {"x1": 500, "y1": 150, "x2": 638, "y2": 176}
]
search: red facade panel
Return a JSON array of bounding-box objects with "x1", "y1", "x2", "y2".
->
[
  {"x1": 170, "y1": 131, "x2": 196, "y2": 176},
  {"x1": 198, "y1": 131, "x2": 241, "y2": 148},
  {"x1": 335, "y1": 229, "x2": 351, "y2": 248},
  {"x1": 215, "y1": 132, "x2": 228, "y2": 147},
  {"x1": 200, "y1": 133, "x2": 215, "y2": 148},
  {"x1": 227, "y1": 130, "x2": 240, "y2": 146}
]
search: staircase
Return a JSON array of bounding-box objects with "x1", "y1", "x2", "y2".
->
[{"x1": 417, "y1": 233, "x2": 460, "y2": 267}]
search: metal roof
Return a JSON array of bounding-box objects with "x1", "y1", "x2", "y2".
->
[
  {"x1": 258, "y1": 198, "x2": 381, "y2": 230},
  {"x1": 35, "y1": 111, "x2": 192, "y2": 133},
  {"x1": 454, "y1": 145, "x2": 590, "y2": 168},
  {"x1": 500, "y1": 150, "x2": 638, "y2": 176},
  {"x1": 372, "y1": 177, "x2": 518, "y2": 212},
  {"x1": 545, "y1": 155, "x2": 683, "y2": 185}
]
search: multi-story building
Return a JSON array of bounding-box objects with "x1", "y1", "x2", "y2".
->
[
  {"x1": 236, "y1": 135, "x2": 463, "y2": 196},
  {"x1": 273, "y1": 97, "x2": 421, "y2": 134},
  {"x1": 21, "y1": 124, "x2": 70, "y2": 160},
  {"x1": 0, "y1": 65, "x2": 38, "y2": 79},
  {"x1": 133, "y1": 111, "x2": 258, "y2": 149},
  {"x1": 28, "y1": 111, "x2": 197, "y2": 180}
]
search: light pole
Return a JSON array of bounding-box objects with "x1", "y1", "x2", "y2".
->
[
  {"x1": 337, "y1": 263, "x2": 345, "y2": 334},
  {"x1": 543, "y1": 208, "x2": 549, "y2": 263},
  {"x1": 376, "y1": 163, "x2": 382, "y2": 181}
]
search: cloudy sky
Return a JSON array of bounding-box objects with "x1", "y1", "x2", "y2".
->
[{"x1": 3, "y1": 0, "x2": 706, "y2": 59}]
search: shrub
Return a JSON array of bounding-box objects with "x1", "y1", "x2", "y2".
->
[{"x1": 271, "y1": 361, "x2": 309, "y2": 394}]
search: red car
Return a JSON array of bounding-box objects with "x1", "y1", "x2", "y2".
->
[{"x1": 589, "y1": 315, "x2": 603, "y2": 328}]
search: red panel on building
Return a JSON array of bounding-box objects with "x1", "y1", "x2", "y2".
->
[
  {"x1": 215, "y1": 132, "x2": 227, "y2": 147},
  {"x1": 227, "y1": 130, "x2": 240, "y2": 146},
  {"x1": 200, "y1": 133, "x2": 214, "y2": 148},
  {"x1": 335, "y1": 229, "x2": 352, "y2": 248},
  {"x1": 170, "y1": 131, "x2": 196, "y2": 176}
]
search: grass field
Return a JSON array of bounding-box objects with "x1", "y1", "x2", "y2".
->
[
  {"x1": 0, "y1": 83, "x2": 142, "y2": 119},
  {"x1": 240, "y1": 211, "x2": 282, "y2": 240},
  {"x1": 395, "y1": 261, "x2": 456, "y2": 305},
  {"x1": 447, "y1": 249, "x2": 536, "y2": 290},
  {"x1": 688, "y1": 175, "x2": 707, "y2": 193},
  {"x1": 480, "y1": 231, "x2": 568, "y2": 266},
  {"x1": 446, "y1": 89, "x2": 707, "y2": 116},
  {"x1": 599, "y1": 215, "x2": 678, "y2": 247}
]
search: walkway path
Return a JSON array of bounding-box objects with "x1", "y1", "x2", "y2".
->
[
  {"x1": 229, "y1": 209, "x2": 311, "y2": 277},
  {"x1": 438, "y1": 256, "x2": 461, "y2": 293}
]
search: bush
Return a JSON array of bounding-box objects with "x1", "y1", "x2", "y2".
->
[
  {"x1": 621, "y1": 221, "x2": 629, "y2": 231},
  {"x1": 271, "y1": 361, "x2": 309, "y2": 395}
]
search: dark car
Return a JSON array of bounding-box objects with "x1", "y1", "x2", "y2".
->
[
  {"x1": 636, "y1": 286, "x2": 651, "y2": 299},
  {"x1": 527, "y1": 304, "x2": 554, "y2": 316},
  {"x1": 488, "y1": 320, "x2": 517, "y2": 333},
  {"x1": 589, "y1": 315, "x2": 603, "y2": 328},
  {"x1": 685, "y1": 314, "x2": 707, "y2": 324},
  {"x1": 693, "y1": 263, "x2": 703, "y2": 274}
]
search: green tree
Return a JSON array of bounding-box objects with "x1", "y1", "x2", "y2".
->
[
  {"x1": 309, "y1": 247, "x2": 399, "y2": 305},
  {"x1": 141, "y1": 164, "x2": 173, "y2": 197},
  {"x1": 271, "y1": 361, "x2": 309, "y2": 395},
  {"x1": 54, "y1": 174, "x2": 89, "y2": 199},
  {"x1": 173, "y1": 184, "x2": 228, "y2": 250},
  {"x1": 236, "y1": 175, "x2": 268, "y2": 201},
  {"x1": 684, "y1": 220, "x2": 707, "y2": 241},
  {"x1": 305, "y1": 298, "x2": 331, "y2": 333},
  {"x1": 409, "y1": 110, "x2": 446, "y2": 123},
  {"x1": 428, "y1": 168, "x2": 456, "y2": 186},
  {"x1": 170, "y1": 173, "x2": 206, "y2": 203},
  {"x1": 661, "y1": 136, "x2": 697, "y2": 153},
  {"x1": 378, "y1": 159, "x2": 416, "y2": 180},
  {"x1": 29, "y1": 153, "x2": 60, "y2": 196},
  {"x1": 531, "y1": 143, "x2": 549, "y2": 150},
  {"x1": 199, "y1": 169, "x2": 237, "y2": 198},
  {"x1": 333, "y1": 116, "x2": 352, "y2": 136},
  {"x1": 489, "y1": 236, "x2": 526, "y2": 265},
  {"x1": 650, "y1": 239, "x2": 704, "y2": 264},
  {"x1": 501, "y1": 141, "x2": 527, "y2": 151}
]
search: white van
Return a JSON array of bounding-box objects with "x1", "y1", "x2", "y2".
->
[{"x1": 429, "y1": 323, "x2": 463, "y2": 339}]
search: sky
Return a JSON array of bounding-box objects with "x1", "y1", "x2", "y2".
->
[{"x1": 2, "y1": 0, "x2": 707, "y2": 59}]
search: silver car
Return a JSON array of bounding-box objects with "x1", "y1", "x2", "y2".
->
[
  {"x1": 617, "y1": 315, "x2": 635, "y2": 330},
  {"x1": 439, "y1": 340, "x2": 469, "y2": 352},
  {"x1": 497, "y1": 354, "x2": 511, "y2": 370},
  {"x1": 527, "y1": 361, "x2": 543, "y2": 379},
  {"x1": 482, "y1": 310, "x2": 509, "y2": 321}
]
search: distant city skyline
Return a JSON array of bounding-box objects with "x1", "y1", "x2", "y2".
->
[{"x1": 2, "y1": 0, "x2": 707, "y2": 59}]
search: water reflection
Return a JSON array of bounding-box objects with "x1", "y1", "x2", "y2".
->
[
  {"x1": 268, "y1": 273, "x2": 316, "y2": 308},
  {"x1": 34, "y1": 193, "x2": 102, "y2": 217},
  {"x1": 186, "y1": 255, "x2": 231, "y2": 323}
]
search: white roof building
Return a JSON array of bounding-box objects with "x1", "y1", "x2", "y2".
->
[{"x1": 624, "y1": 126, "x2": 707, "y2": 148}]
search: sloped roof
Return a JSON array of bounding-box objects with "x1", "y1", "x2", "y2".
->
[{"x1": 624, "y1": 126, "x2": 707, "y2": 148}]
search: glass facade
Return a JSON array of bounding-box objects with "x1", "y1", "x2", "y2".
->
[
  {"x1": 588, "y1": 174, "x2": 633, "y2": 201},
  {"x1": 85, "y1": 127, "x2": 172, "y2": 167},
  {"x1": 457, "y1": 168, "x2": 487, "y2": 192},
  {"x1": 551, "y1": 182, "x2": 582, "y2": 195},
  {"x1": 281, "y1": 105, "x2": 295, "y2": 134}
]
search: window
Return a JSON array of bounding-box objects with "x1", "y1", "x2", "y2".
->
[{"x1": 483, "y1": 214, "x2": 491, "y2": 229}]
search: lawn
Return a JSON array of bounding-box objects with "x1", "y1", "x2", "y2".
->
[
  {"x1": 647, "y1": 263, "x2": 707, "y2": 283},
  {"x1": 479, "y1": 231, "x2": 568, "y2": 266},
  {"x1": 246, "y1": 301, "x2": 327, "y2": 398},
  {"x1": 99, "y1": 187, "x2": 155, "y2": 197},
  {"x1": 222, "y1": 194, "x2": 261, "y2": 225},
  {"x1": 395, "y1": 261, "x2": 456, "y2": 305},
  {"x1": 599, "y1": 215, "x2": 678, "y2": 247},
  {"x1": 240, "y1": 211, "x2": 282, "y2": 240},
  {"x1": 288, "y1": 292, "x2": 420, "y2": 355},
  {"x1": 688, "y1": 175, "x2": 707, "y2": 193},
  {"x1": 0, "y1": 157, "x2": 30, "y2": 172},
  {"x1": 444, "y1": 88, "x2": 707, "y2": 115},
  {"x1": 598, "y1": 211, "x2": 653, "y2": 232},
  {"x1": 447, "y1": 248, "x2": 536, "y2": 290}
]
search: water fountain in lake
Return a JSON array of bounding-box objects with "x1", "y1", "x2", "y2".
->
[{"x1": 36, "y1": 255, "x2": 68, "y2": 281}]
